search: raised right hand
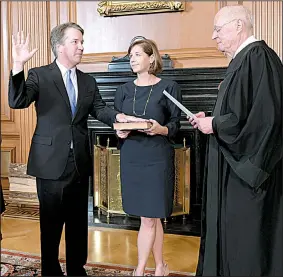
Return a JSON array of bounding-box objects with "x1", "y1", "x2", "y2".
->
[{"x1": 12, "y1": 31, "x2": 38, "y2": 67}]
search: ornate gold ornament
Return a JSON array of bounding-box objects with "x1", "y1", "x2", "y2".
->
[
  {"x1": 93, "y1": 136, "x2": 190, "y2": 219},
  {"x1": 97, "y1": 1, "x2": 184, "y2": 17}
]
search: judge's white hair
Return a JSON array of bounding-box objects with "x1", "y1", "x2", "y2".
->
[{"x1": 219, "y1": 5, "x2": 254, "y2": 29}]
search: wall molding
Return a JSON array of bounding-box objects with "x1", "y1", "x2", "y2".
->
[
  {"x1": 1, "y1": 133, "x2": 20, "y2": 140},
  {"x1": 81, "y1": 47, "x2": 225, "y2": 64},
  {"x1": 68, "y1": 1, "x2": 77, "y2": 22},
  {"x1": 1, "y1": 146, "x2": 17, "y2": 164}
]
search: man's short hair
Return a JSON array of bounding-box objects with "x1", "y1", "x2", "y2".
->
[{"x1": 50, "y1": 22, "x2": 84, "y2": 58}]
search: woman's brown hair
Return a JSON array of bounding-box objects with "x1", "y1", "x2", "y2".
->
[{"x1": 128, "y1": 39, "x2": 163, "y2": 75}]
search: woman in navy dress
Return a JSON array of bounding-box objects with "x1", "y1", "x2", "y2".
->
[{"x1": 114, "y1": 38, "x2": 182, "y2": 276}]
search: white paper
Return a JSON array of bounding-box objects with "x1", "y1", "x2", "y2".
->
[{"x1": 163, "y1": 90, "x2": 196, "y2": 118}]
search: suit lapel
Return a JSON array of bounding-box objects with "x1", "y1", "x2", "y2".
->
[
  {"x1": 73, "y1": 69, "x2": 86, "y2": 120},
  {"x1": 49, "y1": 62, "x2": 73, "y2": 118},
  {"x1": 49, "y1": 62, "x2": 88, "y2": 121}
]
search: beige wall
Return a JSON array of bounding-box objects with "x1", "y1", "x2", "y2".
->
[
  {"x1": 76, "y1": 1, "x2": 229, "y2": 72},
  {"x1": 1, "y1": 1, "x2": 282, "y2": 164},
  {"x1": 77, "y1": 1, "x2": 218, "y2": 52}
]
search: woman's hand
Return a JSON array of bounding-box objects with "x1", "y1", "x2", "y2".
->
[
  {"x1": 139, "y1": 119, "x2": 168, "y2": 136},
  {"x1": 116, "y1": 130, "x2": 131, "y2": 139}
]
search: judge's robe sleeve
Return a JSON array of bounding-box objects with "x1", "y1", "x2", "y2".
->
[{"x1": 212, "y1": 46, "x2": 283, "y2": 189}]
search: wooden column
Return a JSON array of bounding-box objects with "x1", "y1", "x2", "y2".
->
[
  {"x1": 8, "y1": 1, "x2": 50, "y2": 163},
  {"x1": 251, "y1": 1, "x2": 282, "y2": 60},
  {"x1": 216, "y1": 1, "x2": 283, "y2": 59}
]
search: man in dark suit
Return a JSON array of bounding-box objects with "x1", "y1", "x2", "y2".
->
[
  {"x1": 0, "y1": 182, "x2": 4, "y2": 242},
  {"x1": 8, "y1": 23, "x2": 142, "y2": 276}
]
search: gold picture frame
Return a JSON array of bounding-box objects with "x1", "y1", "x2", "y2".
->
[{"x1": 97, "y1": 1, "x2": 184, "y2": 17}]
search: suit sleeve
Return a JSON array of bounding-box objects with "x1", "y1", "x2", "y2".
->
[
  {"x1": 113, "y1": 85, "x2": 125, "y2": 148},
  {"x1": 113, "y1": 85, "x2": 124, "y2": 113},
  {"x1": 212, "y1": 46, "x2": 283, "y2": 188},
  {"x1": 8, "y1": 69, "x2": 39, "y2": 109},
  {"x1": 89, "y1": 78, "x2": 119, "y2": 127}
]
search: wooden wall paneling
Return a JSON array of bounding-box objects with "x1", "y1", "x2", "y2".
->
[
  {"x1": 49, "y1": 1, "x2": 77, "y2": 60},
  {"x1": 49, "y1": 1, "x2": 63, "y2": 60},
  {"x1": 1, "y1": 133, "x2": 20, "y2": 164},
  {"x1": 1, "y1": 135, "x2": 20, "y2": 199},
  {"x1": 59, "y1": 1, "x2": 69, "y2": 24},
  {"x1": 0, "y1": 0, "x2": 79, "y2": 164},
  {"x1": 6, "y1": 1, "x2": 51, "y2": 163},
  {"x1": 1, "y1": 1, "x2": 21, "y2": 163},
  {"x1": 49, "y1": 1, "x2": 77, "y2": 27},
  {"x1": 68, "y1": 1, "x2": 77, "y2": 23},
  {"x1": 215, "y1": 0, "x2": 247, "y2": 12},
  {"x1": 250, "y1": 0, "x2": 282, "y2": 60},
  {"x1": 219, "y1": 1, "x2": 228, "y2": 9},
  {"x1": 1, "y1": 1, "x2": 14, "y2": 122},
  {"x1": 49, "y1": 1, "x2": 60, "y2": 30},
  {"x1": 215, "y1": 0, "x2": 282, "y2": 59}
]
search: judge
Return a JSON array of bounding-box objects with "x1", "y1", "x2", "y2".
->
[{"x1": 189, "y1": 5, "x2": 283, "y2": 276}]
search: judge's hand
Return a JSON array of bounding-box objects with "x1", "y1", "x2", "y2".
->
[
  {"x1": 12, "y1": 31, "x2": 38, "y2": 71},
  {"x1": 139, "y1": 119, "x2": 168, "y2": 136},
  {"x1": 116, "y1": 130, "x2": 130, "y2": 139},
  {"x1": 187, "y1": 112, "x2": 205, "y2": 128},
  {"x1": 194, "y1": 117, "x2": 214, "y2": 134},
  {"x1": 116, "y1": 113, "x2": 148, "y2": 123}
]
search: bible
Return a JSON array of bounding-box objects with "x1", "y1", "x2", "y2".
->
[{"x1": 113, "y1": 122, "x2": 152, "y2": 130}]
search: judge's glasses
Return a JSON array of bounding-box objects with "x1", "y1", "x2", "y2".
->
[{"x1": 213, "y1": 19, "x2": 238, "y2": 33}]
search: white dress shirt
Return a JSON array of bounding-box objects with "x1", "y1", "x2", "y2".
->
[
  {"x1": 233, "y1": 35, "x2": 259, "y2": 58},
  {"x1": 55, "y1": 59, "x2": 78, "y2": 102},
  {"x1": 56, "y1": 60, "x2": 78, "y2": 149}
]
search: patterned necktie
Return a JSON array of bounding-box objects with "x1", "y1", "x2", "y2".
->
[{"x1": 66, "y1": 70, "x2": 77, "y2": 117}]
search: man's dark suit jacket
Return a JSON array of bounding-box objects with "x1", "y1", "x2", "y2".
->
[
  {"x1": 8, "y1": 61, "x2": 118, "y2": 180},
  {"x1": 0, "y1": 135, "x2": 5, "y2": 214}
]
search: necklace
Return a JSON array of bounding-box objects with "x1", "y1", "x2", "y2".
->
[{"x1": 133, "y1": 84, "x2": 153, "y2": 116}]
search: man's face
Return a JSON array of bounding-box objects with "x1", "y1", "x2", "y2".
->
[
  {"x1": 212, "y1": 14, "x2": 238, "y2": 57},
  {"x1": 58, "y1": 27, "x2": 84, "y2": 67}
]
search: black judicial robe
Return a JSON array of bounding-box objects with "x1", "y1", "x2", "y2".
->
[{"x1": 196, "y1": 41, "x2": 283, "y2": 276}]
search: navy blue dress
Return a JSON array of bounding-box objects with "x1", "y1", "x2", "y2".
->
[{"x1": 114, "y1": 79, "x2": 182, "y2": 218}]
